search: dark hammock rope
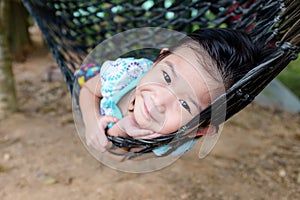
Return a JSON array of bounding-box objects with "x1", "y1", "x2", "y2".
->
[
  {"x1": 279, "y1": 0, "x2": 300, "y2": 46},
  {"x1": 22, "y1": 0, "x2": 270, "y2": 92},
  {"x1": 22, "y1": 0, "x2": 300, "y2": 158}
]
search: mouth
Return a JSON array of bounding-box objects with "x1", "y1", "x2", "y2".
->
[{"x1": 143, "y1": 101, "x2": 152, "y2": 120}]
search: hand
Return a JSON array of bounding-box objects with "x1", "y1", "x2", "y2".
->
[
  {"x1": 85, "y1": 116, "x2": 118, "y2": 152},
  {"x1": 116, "y1": 115, "x2": 164, "y2": 139}
]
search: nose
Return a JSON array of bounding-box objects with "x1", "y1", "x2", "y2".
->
[{"x1": 151, "y1": 86, "x2": 176, "y2": 113}]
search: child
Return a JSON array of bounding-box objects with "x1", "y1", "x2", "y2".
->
[{"x1": 75, "y1": 28, "x2": 275, "y2": 159}]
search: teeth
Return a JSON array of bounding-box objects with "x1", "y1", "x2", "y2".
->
[
  {"x1": 142, "y1": 92, "x2": 154, "y2": 121},
  {"x1": 144, "y1": 102, "x2": 150, "y2": 120}
]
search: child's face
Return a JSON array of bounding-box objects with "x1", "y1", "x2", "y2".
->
[{"x1": 133, "y1": 46, "x2": 221, "y2": 134}]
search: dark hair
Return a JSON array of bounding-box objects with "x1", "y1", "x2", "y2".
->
[{"x1": 156, "y1": 28, "x2": 276, "y2": 90}]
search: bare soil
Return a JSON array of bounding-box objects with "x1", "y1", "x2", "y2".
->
[{"x1": 0, "y1": 44, "x2": 300, "y2": 200}]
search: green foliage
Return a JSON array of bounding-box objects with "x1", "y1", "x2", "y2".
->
[{"x1": 277, "y1": 54, "x2": 300, "y2": 98}]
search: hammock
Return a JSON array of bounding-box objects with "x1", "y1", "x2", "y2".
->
[{"x1": 22, "y1": 0, "x2": 300, "y2": 159}]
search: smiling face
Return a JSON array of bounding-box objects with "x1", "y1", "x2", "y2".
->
[{"x1": 133, "y1": 46, "x2": 224, "y2": 134}]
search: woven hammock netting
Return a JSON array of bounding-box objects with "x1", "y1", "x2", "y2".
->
[{"x1": 23, "y1": 0, "x2": 300, "y2": 158}]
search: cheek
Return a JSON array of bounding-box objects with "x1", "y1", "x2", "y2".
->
[
  {"x1": 138, "y1": 71, "x2": 152, "y2": 83},
  {"x1": 159, "y1": 109, "x2": 184, "y2": 134},
  {"x1": 133, "y1": 95, "x2": 146, "y2": 123},
  {"x1": 138, "y1": 68, "x2": 162, "y2": 85}
]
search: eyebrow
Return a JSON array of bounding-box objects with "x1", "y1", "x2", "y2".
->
[
  {"x1": 164, "y1": 61, "x2": 177, "y2": 78},
  {"x1": 164, "y1": 61, "x2": 201, "y2": 113}
]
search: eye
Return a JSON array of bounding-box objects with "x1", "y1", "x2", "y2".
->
[
  {"x1": 179, "y1": 99, "x2": 191, "y2": 113},
  {"x1": 163, "y1": 71, "x2": 171, "y2": 84}
]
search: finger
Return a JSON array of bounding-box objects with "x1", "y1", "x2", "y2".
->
[
  {"x1": 100, "y1": 116, "x2": 118, "y2": 126},
  {"x1": 91, "y1": 135, "x2": 112, "y2": 153},
  {"x1": 125, "y1": 128, "x2": 154, "y2": 137},
  {"x1": 94, "y1": 130, "x2": 113, "y2": 151},
  {"x1": 85, "y1": 129, "x2": 112, "y2": 152},
  {"x1": 136, "y1": 132, "x2": 164, "y2": 139},
  {"x1": 86, "y1": 133, "x2": 106, "y2": 152}
]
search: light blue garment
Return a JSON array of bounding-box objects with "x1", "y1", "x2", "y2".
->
[
  {"x1": 100, "y1": 57, "x2": 153, "y2": 121},
  {"x1": 152, "y1": 139, "x2": 196, "y2": 156}
]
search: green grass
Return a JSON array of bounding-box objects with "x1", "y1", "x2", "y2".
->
[{"x1": 277, "y1": 54, "x2": 300, "y2": 98}]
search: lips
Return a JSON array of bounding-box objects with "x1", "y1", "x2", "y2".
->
[
  {"x1": 143, "y1": 100, "x2": 152, "y2": 120},
  {"x1": 141, "y1": 92, "x2": 164, "y2": 123},
  {"x1": 142, "y1": 92, "x2": 155, "y2": 121}
]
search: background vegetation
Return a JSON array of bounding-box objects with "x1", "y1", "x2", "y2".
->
[{"x1": 278, "y1": 55, "x2": 300, "y2": 98}]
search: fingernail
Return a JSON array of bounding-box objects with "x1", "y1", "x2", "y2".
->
[{"x1": 108, "y1": 122, "x2": 114, "y2": 128}]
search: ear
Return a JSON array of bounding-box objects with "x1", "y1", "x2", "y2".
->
[
  {"x1": 152, "y1": 48, "x2": 170, "y2": 67},
  {"x1": 195, "y1": 125, "x2": 217, "y2": 137},
  {"x1": 160, "y1": 47, "x2": 169, "y2": 54}
]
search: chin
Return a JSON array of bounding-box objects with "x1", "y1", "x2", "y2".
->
[
  {"x1": 133, "y1": 111, "x2": 151, "y2": 129},
  {"x1": 157, "y1": 129, "x2": 174, "y2": 135}
]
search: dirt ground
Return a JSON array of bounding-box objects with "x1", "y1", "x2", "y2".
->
[{"x1": 0, "y1": 41, "x2": 300, "y2": 200}]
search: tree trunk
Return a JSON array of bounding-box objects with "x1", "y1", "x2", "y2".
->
[
  {"x1": 0, "y1": 0, "x2": 18, "y2": 119},
  {"x1": 8, "y1": 0, "x2": 32, "y2": 61}
]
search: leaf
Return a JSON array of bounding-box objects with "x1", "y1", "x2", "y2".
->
[
  {"x1": 42, "y1": 176, "x2": 57, "y2": 185},
  {"x1": 0, "y1": 164, "x2": 7, "y2": 173}
]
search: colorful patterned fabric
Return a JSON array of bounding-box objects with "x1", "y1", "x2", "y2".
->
[
  {"x1": 99, "y1": 57, "x2": 153, "y2": 120},
  {"x1": 74, "y1": 63, "x2": 101, "y2": 87}
]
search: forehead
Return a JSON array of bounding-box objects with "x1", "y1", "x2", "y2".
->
[
  {"x1": 164, "y1": 46, "x2": 214, "y2": 84},
  {"x1": 158, "y1": 46, "x2": 223, "y2": 106},
  {"x1": 159, "y1": 49, "x2": 210, "y2": 107},
  {"x1": 171, "y1": 44, "x2": 212, "y2": 71},
  {"x1": 175, "y1": 46, "x2": 224, "y2": 94}
]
